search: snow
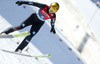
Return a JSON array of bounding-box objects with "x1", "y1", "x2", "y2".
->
[
  {"x1": 72, "y1": 0, "x2": 100, "y2": 64},
  {"x1": 73, "y1": 0, "x2": 100, "y2": 41},
  {"x1": 0, "y1": 0, "x2": 84, "y2": 64}
]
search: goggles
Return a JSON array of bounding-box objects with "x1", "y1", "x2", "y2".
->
[{"x1": 49, "y1": 7, "x2": 57, "y2": 13}]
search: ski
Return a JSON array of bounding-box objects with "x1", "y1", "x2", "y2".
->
[
  {"x1": 0, "y1": 31, "x2": 30, "y2": 38},
  {"x1": 1, "y1": 49, "x2": 51, "y2": 58}
]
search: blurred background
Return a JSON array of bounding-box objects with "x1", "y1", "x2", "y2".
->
[{"x1": 0, "y1": 0, "x2": 100, "y2": 64}]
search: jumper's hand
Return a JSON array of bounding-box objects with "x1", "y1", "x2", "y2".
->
[
  {"x1": 16, "y1": 1, "x2": 23, "y2": 6},
  {"x1": 50, "y1": 28, "x2": 56, "y2": 34}
]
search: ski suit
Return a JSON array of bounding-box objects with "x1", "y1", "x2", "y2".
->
[{"x1": 2, "y1": 1, "x2": 56, "y2": 51}]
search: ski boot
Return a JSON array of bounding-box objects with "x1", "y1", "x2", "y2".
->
[{"x1": 15, "y1": 49, "x2": 22, "y2": 53}]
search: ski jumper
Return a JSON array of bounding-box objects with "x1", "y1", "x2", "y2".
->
[{"x1": 2, "y1": 1, "x2": 56, "y2": 51}]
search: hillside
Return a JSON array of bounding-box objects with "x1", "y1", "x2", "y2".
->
[{"x1": 0, "y1": 0, "x2": 84, "y2": 64}]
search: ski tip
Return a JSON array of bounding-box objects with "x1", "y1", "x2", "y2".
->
[
  {"x1": 44, "y1": 54, "x2": 51, "y2": 58},
  {"x1": 31, "y1": 54, "x2": 51, "y2": 58}
]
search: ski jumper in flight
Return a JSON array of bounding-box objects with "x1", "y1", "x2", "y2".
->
[{"x1": 1, "y1": 1, "x2": 59, "y2": 52}]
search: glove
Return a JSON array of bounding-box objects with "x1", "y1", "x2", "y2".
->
[
  {"x1": 50, "y1": 28, "x2": 56, "y2": 34},
  {"x1": 16, "y1": 1, "x2": 23, "y2": 6}
]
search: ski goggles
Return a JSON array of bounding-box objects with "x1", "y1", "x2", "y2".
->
[{"x1": 49, "y1": 7, "x2": 57, "y2": 13}]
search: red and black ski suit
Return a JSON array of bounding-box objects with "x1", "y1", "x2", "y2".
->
[{"x1": 2, "y1": 1, "x2": 56, "y2": 51}]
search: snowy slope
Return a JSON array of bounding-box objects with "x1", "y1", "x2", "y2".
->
[
  {"x1": 73, "y1": 0, "x2": 100, "y2": 41},
  {"x1": 0, "y1": 16, "x2": 52, "y2": 64},
  {"x1": 0, "y1": 0, "x2": 84, "y2": 64},
  {"x1": 72, "y1": 0, "x2": 100, "y2": 64}
]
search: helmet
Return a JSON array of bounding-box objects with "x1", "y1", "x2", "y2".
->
[{"x1": 49, "y1": 2, "x2": 59, "y2": 12}]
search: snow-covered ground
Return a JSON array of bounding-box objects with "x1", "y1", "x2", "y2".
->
[
  {"x1": 74, "y1": 0, "x2": 100, "y2": 41},
  {"x1": 72, "y1": 0, "x2": 100, "y2": 64},
  {"x1": 0, "y1": 0, "x2": 84, "y2": 64}
]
